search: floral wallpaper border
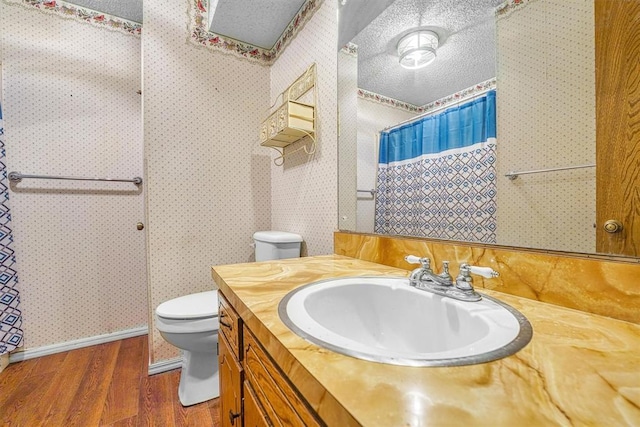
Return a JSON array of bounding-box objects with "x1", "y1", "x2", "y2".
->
[
  {"x1": 495, "y1": 0, "x2": 540, "y2": 19},
  {"x1": 189, "y1": 0, "x2": 323, "y2": 65},
  {"x1": 421, "y1": 78, "x2": 497, "y2": 113},
  {"x1": 340, "y1": 42, "x2": 358, "y2": 57},
  {"x1": 2, "y1": 0, "x2": 142, "y2": 36},
  {"x1": 357, "y1": 89, "x2": 424, "y2": 113},
  {"x1": 358, "y1": 78, "x2": 497, "y2": 115}
]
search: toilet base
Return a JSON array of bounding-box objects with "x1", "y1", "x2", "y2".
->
[{"x1": 178, "y1": 349, "x2": 220, "y2": 406}]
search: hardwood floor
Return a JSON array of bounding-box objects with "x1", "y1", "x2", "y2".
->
[{"x1": 0, "y1": 335, "x2": 221, "y2": 426}]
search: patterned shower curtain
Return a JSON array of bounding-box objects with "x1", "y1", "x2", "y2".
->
[
  {"x1": 0, "y1": 101, "x2": 22, "y2": 355},
  {"x1": 374, "y1": 90, "x2": 497, "y2": 243}
]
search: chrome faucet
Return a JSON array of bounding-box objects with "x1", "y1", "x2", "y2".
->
[
  {"x1": 406, "y1": 255, "x2": 453, "y2": 287},
  {"x1": 405, "y1": 255, "x2": 499, "y2": 302}
]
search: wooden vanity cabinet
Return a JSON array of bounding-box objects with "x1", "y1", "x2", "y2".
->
[
  {"x1": 219, "y1": 294, "x2": 243, "y2": 427},
  {"x1": 219, "y1": 334, "x2": 243, "y2": 427},
  {"x1": 218, "y1": 292, "x2": 324, "y2": 427},
  {"x1": 243, "y1": 326, "x2": 322, "y2": 427}
]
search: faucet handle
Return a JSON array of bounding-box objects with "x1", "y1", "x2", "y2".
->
[
  {"x1": 466, "y1": 265, "x2": 499, "y2": 278},
  {"x1": 405, "y1": 255, "x2": 423, "y2": 264},
  {"x1": 405, "y1": 255, "x2": 430, "y2": 269},
  {"x1": 455, "y1": 264, "x2": 499, "y2": 293}
]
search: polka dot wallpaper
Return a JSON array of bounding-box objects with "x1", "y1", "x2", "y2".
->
[
  {"x1": 143, "y1": 0, "x2": 271, "y2": 362},
  {"x1": 268, "y1": 0, "x2": 339, "y2": 257},
  {"x1": 337, "y1": 51, "x2": 358, "y2": 232},
  {"x1": 0, "y1": 2, "x2": 147, "y2": 348},
  {"x1": 2, "y1": 0, "x2": 338, "y2": 364},
  {"x1": 495, "y1": 0, "x2": 596, "y2": 253},
  {"x1": 356, "y1": 99, "x2": 417, "y2": 233}
]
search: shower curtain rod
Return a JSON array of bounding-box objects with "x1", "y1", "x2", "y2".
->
[
  {"x1": 383, "y1": 88, "x2": 494, "y2": 133},
  {"x1": 8, "y1": 171, "x2": 143, "y2": 185}
]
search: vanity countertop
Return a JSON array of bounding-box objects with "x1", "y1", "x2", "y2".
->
[{"x1": 211, "y1": 255, "x2": 640, "y2": 426}]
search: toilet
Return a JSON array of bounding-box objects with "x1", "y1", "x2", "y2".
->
[
  {"x1": 155, "y1": 231, "x2": 303, "y2": 406},
  {"x1": 155, "y1": 291, "x2": 220, "y2": 406},
  {"x1": 252, "y1": 230, "x2": 304, "y2": 261}
]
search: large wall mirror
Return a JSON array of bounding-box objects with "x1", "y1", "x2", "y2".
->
[{"x1": 337, "y1": 0, "x2": 640, "y2": 258}]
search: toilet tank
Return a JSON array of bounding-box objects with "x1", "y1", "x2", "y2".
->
[{"x1": 253, "y1": 231, "x2": 303, "y2": 262}]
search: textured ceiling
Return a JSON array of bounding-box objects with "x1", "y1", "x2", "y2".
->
[
  {"x1": 208, "y1": 0, "x2": 307, "y2": 49},
  {"x1": 338, "y1": 0, "x2": 395, "y2": 48},
  {"x1": 66, "y1": 0, "x2": 143, "y2": 23},
  {"x1": 62, "y1": 0, "x2": 500, "y2": 106},
  {"x1": 349, "y1": 0, "x2": 504, "y2": 106}
]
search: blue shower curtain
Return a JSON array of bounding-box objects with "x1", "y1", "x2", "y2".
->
[
  {"x1": 374, "y1": 90, "x2": 497, "y2": 243},
  {"x1": 0, "y1": 101, "x2": 22, "y2": 355}
]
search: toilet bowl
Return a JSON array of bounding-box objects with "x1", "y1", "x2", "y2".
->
[
  {"x1": 155, "y1": 291, "x2": 220, "y2": 406},
  {"x1": 156, "y1": 231, "x2": 303, "y2": 406}
]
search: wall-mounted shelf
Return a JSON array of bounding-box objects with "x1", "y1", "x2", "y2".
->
[
  {"x1": 259, "y1": 99, "x2": 314, "y2": 148},
  {"x1": 260, "y1": 64, "x2": 317, "y2": 165}
]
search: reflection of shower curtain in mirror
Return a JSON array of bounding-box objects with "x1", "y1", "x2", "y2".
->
[
  {"x1": 374, "y1": 91, "x2": 497, "y2": 243},
  {"x1": 0, "y1": 100, "x2": 22, "y2": 355}
]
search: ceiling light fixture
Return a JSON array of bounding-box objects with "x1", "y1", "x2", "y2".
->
[{"x1": 397, "y1": 30, "x2": 439, "y2": 70}]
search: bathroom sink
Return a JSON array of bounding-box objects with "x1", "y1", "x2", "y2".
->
[{"x1": 278, "y1": 276, "x2": 532, "y2": 366}]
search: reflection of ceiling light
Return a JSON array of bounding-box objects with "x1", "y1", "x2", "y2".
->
[{"x1": 397, "y1": 30, "x2": 439, "y2": 70}]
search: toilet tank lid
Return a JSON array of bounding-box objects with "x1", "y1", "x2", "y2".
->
[
  {"x1": 156, "y1": 291, "x2": 219, "y2": 319},
  {"x1": 253, "y1": 231, "x2": 303, "y2": 243}
]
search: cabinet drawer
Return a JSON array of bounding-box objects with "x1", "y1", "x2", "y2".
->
[
  {"x1": 219, "y1": 292, "x2": 241, "y2": 359},
  {"x1": 243, "y1": 326, "x2": 323, "y2": 427}
]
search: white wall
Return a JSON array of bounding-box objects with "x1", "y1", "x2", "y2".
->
[
  {"x1": 495, "y1": 0, "x2": 595, "y2": 253},
  {"x1": 143, "y1": 0, "x2": 271, "y2": 362},
  {"x1": 337, "y1": 51, "x2": 358, "y2": 231},
  {"x1": 1, "y1": 0, "x2": 335, "y2": 363},
  {"x1": 0, "y1": 3, "x2": 147, "y2": 349},
  {"x1": 269, "y1": 0, "x2": 339, "y2": 255},
  {"x1": 356, "y1": 98, "x2": 416, "y2": 233}
]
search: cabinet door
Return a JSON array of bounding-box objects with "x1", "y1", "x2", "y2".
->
[
  {"x1": 219, "y1": 334, "x2": 242, "y2": 427},
  {"x1": 243, "y1": 381, "x2": 270, "y2": 427},
  {"x1": 595, "y1": 0, "x2": 640, "y2": 256},
  {"x1": 243, "y1": 327, "x2": 323, "y2": 427}
]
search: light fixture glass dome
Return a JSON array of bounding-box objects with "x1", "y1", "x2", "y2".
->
[{"x1": 397, "y1": 30, "x2": 439, "y2": 70}]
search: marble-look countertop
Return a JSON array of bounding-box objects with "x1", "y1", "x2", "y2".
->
[{"x1": 212, "y1": 255, "x2": 640, "y2": 427}]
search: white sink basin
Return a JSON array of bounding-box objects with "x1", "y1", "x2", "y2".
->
[{"x1": 278, "y1": 276, "x2": 532, "y2": 366}]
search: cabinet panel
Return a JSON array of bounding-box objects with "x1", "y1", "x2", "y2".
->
[
  {"x1": 243, "y1": 326, "x2": 323, "y2": 427},
  {"x1": 219, "y1": 334, "x2": 243, "y2": 427},
  {"x1": 243, "y1": 381, "x2": 270, "y2": 427}
]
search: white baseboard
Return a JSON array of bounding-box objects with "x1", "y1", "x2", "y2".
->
[
  {"x1": 9, "y1": 326, "x2": 149, "y2": 363},
  {"x1": 148, "y1": 357, "x2": 182, "y2": 375}
]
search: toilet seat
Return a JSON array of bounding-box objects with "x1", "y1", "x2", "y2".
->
[
  {"x1": 156, "y1": 291, "x2": 219, "y2": 334},
  {"x1": 156, "y1": 314, "x2": 219, "y2": 334},
  {"x1": 156, "y1": 291, "x2": 219, "y2": 319}
]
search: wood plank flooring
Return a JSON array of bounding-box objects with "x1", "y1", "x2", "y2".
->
[{"x1": 0, "y1": 335, "x2": 220, "y2": 426}]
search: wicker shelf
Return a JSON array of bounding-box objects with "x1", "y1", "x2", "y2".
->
[
  {"x1": 260, "y1": 100, "x2": 314, "y2": 148},
  {"x1": 260, "y1": 64, "x2": 316, "y2": 163}
]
